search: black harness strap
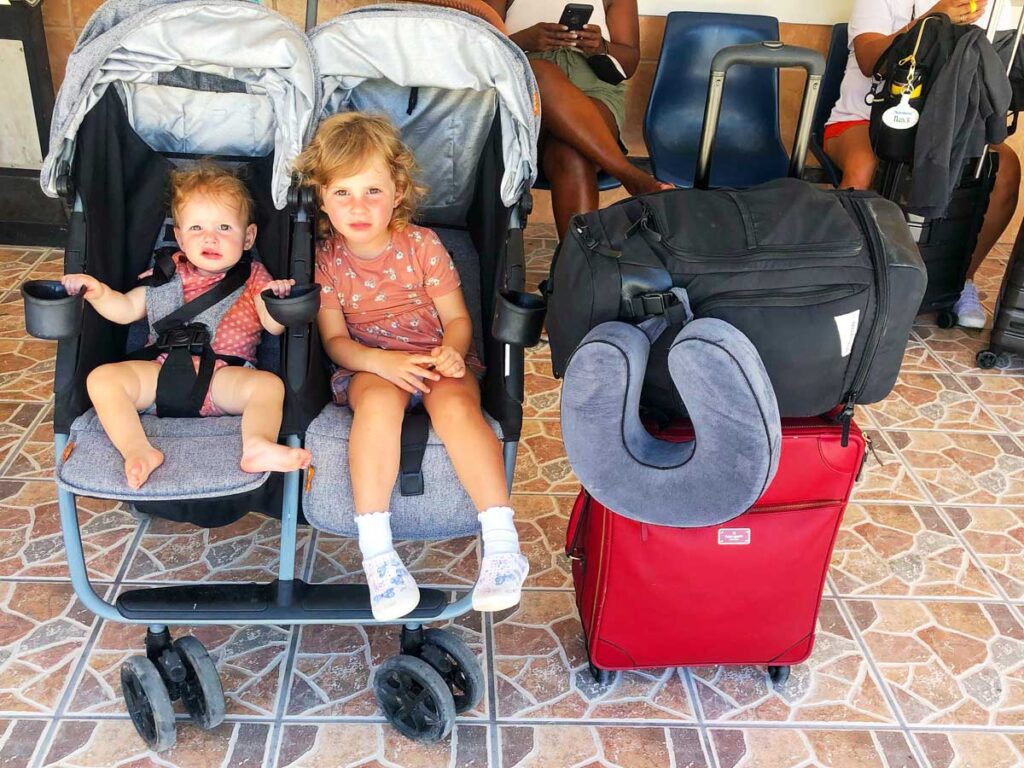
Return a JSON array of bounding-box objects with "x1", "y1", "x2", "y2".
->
[{"x1": 398, "y1": 406, "x2": 430, "y2": 496}]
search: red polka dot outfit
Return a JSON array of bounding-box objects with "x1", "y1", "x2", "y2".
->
[
  {"x1": 315, "y1": 225, "x2": 485, "y2": 405},
  {"x1": 155, "y1": 252, "x2": 274, "y2": 416}
]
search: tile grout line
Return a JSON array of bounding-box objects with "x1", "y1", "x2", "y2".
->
[{"x1": 0, "y1": 402, "x2": 48, "y2": 478}]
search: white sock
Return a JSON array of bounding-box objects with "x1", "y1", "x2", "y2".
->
[
  {"x1": 478, "y1": 506, "x2": 520, "y2": 558},
  {"x1": 355, "y1": 511, "x2": 394, "y2": 560}
]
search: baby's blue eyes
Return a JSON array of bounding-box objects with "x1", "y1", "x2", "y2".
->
[
  {"x1": 187, "y1": 224, "x2": 233, "y2": 231},
  {"x1": 332, "y1": 188, "x2": 382, "y2": 196}
]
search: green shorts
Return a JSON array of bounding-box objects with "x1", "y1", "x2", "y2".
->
[{"x1": 529, "y1": 47, "x2": 628, "y2": 137}]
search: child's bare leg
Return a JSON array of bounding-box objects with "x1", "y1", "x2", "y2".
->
[
  {"x1": 208, "y1": 367, "x2": 311, "y2": 473},
  {"x1": 87, "y1": 361, "x2": 164, "y2": 490},
  {"x1": 422, "y1": 376, "x2": 528, "y2": 612}
]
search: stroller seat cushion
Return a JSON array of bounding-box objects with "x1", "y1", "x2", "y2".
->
[
  {"x1": 57, "y1": 409, "x2": 270, "y2": 502},
  {"x1": 302, "y1": 404, "x2": 503, "y2": 540},
  {"x1": 560, "y1": 318, "x2": 781, "y2": 528}
]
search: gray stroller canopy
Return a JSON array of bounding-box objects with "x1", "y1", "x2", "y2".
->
[
  {"x1": 40, "y1": 0, "x2": 320, "y2": 209},
  {"x1": 311, "y1": 3, "x2": 540, "y2": 221}
]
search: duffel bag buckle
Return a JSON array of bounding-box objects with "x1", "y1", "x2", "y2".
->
[{"x1": 640, "y1": 293, "x2": 671, "y2": 316}]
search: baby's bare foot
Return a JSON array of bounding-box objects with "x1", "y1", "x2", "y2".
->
[
  {"x1": 124, "y1": 447, "x2": 164, "y2": 490},
  {"x1": 240, "y1": 439, "x2": 312, "y2": 474}
]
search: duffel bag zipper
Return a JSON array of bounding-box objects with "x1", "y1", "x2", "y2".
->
[
  {"x1": 839, "y1": 197, "x2": 890, "y2": 447},
  {"x1": 694, "y1": 285, "x2": 864, "y2": 314}
]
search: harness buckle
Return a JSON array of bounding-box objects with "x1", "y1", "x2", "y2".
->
[{"x1": 156, "y1": 323, "x2": 210, "y2": 356}]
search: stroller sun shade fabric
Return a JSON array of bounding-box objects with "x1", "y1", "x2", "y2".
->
[
  {"x1": 41, "y1": 0, "x2": 320, "y2": 209},
  {"x1": 311, "y1": 3, "x2": 540, "y2": 214}
]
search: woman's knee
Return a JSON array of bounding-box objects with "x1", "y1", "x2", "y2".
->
[{"x1": 543, "y1": 138, "x2": 594, "y2": 179}]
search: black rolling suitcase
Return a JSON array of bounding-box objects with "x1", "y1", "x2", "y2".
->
[{"x1": 978, "y1": 232, "x2": 1024, "y2": 368}]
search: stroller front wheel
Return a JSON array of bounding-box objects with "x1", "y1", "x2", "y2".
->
[
  {"x1": 173, "y1": 636, "x2": 225, "y2": 730},
  {"x1": 373, "y1": 654, "x2": 456, "y2": 743},
  {"x1": 419, "y1": 628, "x2": 484, "y2": 714},
  {"x1": 121, "y1": 655, "x2": 177, "y2": 752}
]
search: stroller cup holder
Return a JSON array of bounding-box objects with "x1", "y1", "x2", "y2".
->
[
  {"x1": 261, "y1": 283, "x2": 321, "y2": 327},
  {"x1": 492, "y1": 289, "x2": 546, "y2": 347},
  {"x1": 21, "y1": 280, "x2": 84, "y2": 340}
]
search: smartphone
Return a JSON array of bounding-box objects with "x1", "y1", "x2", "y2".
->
[{"x1": 559, "y1": 3, "x2": 594, "y2": 31}]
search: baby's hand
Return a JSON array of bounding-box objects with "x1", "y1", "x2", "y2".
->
[
  {"x1": 265, "y1": 278, "x2": 296, "y2": 298},
  {"x1": 430, "y1": 345, "x2": 466, "y2": 378},
  {"x1": 61, "y1": 274, "x2": 105, "y2": 301}
]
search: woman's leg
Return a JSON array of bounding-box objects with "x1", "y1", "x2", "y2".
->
[
  {"x1": 543, "y1": 136, "x2": 600, "y2": 240},
  {"x1": 824, "y1": 124, "x2": 877, "y2": 190},
  {"x1": 531, "y1": 59, "x2": 669, "y2": 198},
  {"x1": 347, "y1": 372, "x2": 413, "y2": 514},
  {"x1": 966, "y1": 142, "x2": 1021, "y2": 280}
]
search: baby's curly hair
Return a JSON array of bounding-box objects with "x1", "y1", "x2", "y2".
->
[
  {"x1": 170, "y1": 162, "x2": 254, "y2": 227},
  {"x1": 294, "y1": 112, "x2": 426, "y2": 240}
]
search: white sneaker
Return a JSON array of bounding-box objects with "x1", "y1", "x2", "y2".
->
[
  {"x1": 472, "y1": 553, "x2": 529, "y2": 612},
  {"x1": 363, "y1": 550, "x2": 420, "y2": 621},
  {"x1": 953, "y1": 281, "x2": 987, "y2": 329}
]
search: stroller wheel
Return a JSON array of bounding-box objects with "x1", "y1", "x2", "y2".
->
[
  {"x1": 768, "y1": 665, "x2": 791, "y2": 688},
  {"x1": 419, "y1": 628, "x2": 484, "y2": 714},
  {"x1": 937, "y1": 310, "x2": 957, "y2": 329},
  {"x1": 121, "y1": 655, "x2": 176, "y2": 752},
  {"x1": 977, "y1": 349, "x2": 998, "y2": 369},
  {"x1": 173, "y1": 636, "x2": 225, "y2": 730},
  {"x1": 373, "y1": 654, "x2": 456, "y2": 743}
]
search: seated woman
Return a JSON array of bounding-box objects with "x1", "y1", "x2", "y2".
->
[
  {"x1": 825, "y1": 0, "x2": 1021, "y2": 328},
  {"x1": 484, "y1": 0, "x2": 671, "y2": 238}
]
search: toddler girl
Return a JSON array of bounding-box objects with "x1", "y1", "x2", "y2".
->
[{"x1": 296, "y1": 113, "x2": 528, "y2": 621}]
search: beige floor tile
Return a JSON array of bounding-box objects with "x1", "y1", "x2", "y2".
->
[
  {"x1": 863, "y1": 373, "x2": 1000, "y2": 432},
  {"x1": 512, "y1": 420, "x2": 578, "y2": 496},
  {"x1": 830, "y1": 503, "x2": 998, "y2": 598},
  {"x1": 276, "y1": 723, "x2": 488, "y2": 767},
  {"x1": 515, "y1": 494, "x2": 574, "y2": 590},
  {"x1": 66, "y1": 618, "x2": 290, "y2": 718},
  {"x1": 0, "y1": 719, "x2": 48, "y2": 768},
  {"x1": 492, "y1": 590, "x2": 697, "y2": 721},
  {"x1": 500, "y1": 725, "x2": 710, "y2": 768},
  {"x1": 851, "y1": 431, "x2": 928, "y2": 504},
  {"x1": 284, "y1": 601, "x2": 484, "y2": 719},
  {"x1": 0, "y1": 339, "x2": 55, "y2": 402},
  {"x1": 522, "y1": 357, "x2": 559, "y2": 420},
  {"x1": 915, "y1": 730, "x2": 1024, "y2": 768},
  {"x1": 917, "y1": 326, "x2": 1024, "y2": 376},
  {"x1": 0, "y1": 403, "x2": 45, "y2": 473},
  {"x1": 944, "y1": 506, "x2": 1024, "y2": 600},
  {"x1": 958, "y1": 373, "x2": 1024, "y2": 433},
  {"x1": 886, "y1": 430, "x2": 1024, "y2": 506},
  {"x1": 2, "y1": 405, "x2": 53, "y2": 480},
  {"x1": 0, "y1": 480, "x2": 134, "y2": 581},
  {"x1": 40, "y1": 719, "x2": 270, "y2": 767},
  {"x1": 846, "y1": 599, "x2": 1024, "y2": 726},
  {"x1": 0, "y1": 249, "x2": 45, "y2": 298},
  {"x1": 710, "y1": 728, "x2": 921, "y2": 768},
  {"x1": 0, "y1": 581, "x2": 101, "y2": 714},
  {"x1": 900, "y1": 336, "x2": 947, "y2": 374},
  {"x1": 692, "y1": 600, "x2": 896, "y2": 725}
]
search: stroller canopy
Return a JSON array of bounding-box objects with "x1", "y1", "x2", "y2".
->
[
  {"x1": 311, "y1": 2, "x2": 540, "y2": 221},
  {"x1": 41, "y1": 0, "x2": 319, "y2": 209}
]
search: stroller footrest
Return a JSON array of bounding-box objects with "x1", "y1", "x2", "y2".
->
[{"x1": 115, "y1": 580, "x2": 449, "y2": 621}]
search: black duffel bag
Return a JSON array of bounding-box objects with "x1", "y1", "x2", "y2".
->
[{"x1": 545, "y1": 177, "x2": 926, "y2": 423}]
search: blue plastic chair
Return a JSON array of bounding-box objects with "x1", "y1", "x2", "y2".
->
[
  {"x1": 644, "y1": 12, "x2": 787, "y2": 189},
  {"x1": 532, "y1": 166, "x2": 622, "y2": 192},
  {"x1": 809, "y1": 23, "x2": 849, "y2": 187}
]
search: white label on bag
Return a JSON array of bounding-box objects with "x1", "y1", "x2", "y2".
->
[
  {"x1": 718, "y1": 528, "x2": 751, "y2": 546},
  {"x1": 882, "y1": 94, "x2": 920, "y2": 130},
  {"x1": 835, "y1": 309, "x2": 861, "y2": 358}
]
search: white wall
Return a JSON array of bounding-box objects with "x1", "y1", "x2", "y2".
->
[{"x1": 637, "y1": 0, "x2": 1021, "y2": 26}]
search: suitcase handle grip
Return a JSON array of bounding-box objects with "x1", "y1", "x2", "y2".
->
[{"x1": 695, "y1": 42, "x2": 825, "y2": 189}]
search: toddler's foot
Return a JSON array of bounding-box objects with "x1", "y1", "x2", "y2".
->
[
  {"x1": 363, "y1": 550, "x2": 421, "y2": 621},
  {"x1": 240, "y1": 438, "x2": 312, "y2": 474},
  {"x1": 472, "y1": 553, "x2": 529, "y2": 613},
  {"x1": 124, "y1": 447, "x2": 164, "y2": 490}
]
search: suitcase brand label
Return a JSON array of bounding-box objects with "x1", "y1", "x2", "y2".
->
[
  {"x1": 718, "y1": 528, "x2": 751, "y2": 545},
  {"x1": 835, "y1": 309, "x2": 860, "y2": 358}
]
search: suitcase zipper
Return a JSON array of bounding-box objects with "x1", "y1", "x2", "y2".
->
[
  {"x1": 694, "y1": 285, "x2": 863, "y2": 313},
  {"x1": 839, "y1": 198, "x2": 891, "y2": 446}
]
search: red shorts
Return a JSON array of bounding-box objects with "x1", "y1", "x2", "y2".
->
[{"x1": 823, "y1": 119, "x2": 869, "y2": 144}]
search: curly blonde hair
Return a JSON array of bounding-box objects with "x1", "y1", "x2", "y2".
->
[
  {"x1": 170, "y1": 162, "x2": 254, "y2": 227},
  {"x1": 294, "y1": 112, "x2": 426, "y2": 240}
]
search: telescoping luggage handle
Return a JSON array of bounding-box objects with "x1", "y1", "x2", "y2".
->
[
  {"x1": 694, "y1": 41, "x2": 826, "y2": 190},
  {"x1": 974, "y1": 0, "x2": 1024, "y2": 177}
]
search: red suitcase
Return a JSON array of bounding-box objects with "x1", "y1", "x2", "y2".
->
[{"x1": 565, "y1": 417, "x2": 866, "y2": 685}]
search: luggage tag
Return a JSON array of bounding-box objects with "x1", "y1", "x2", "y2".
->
[{"x1": 882, "y1": 92, "x2": 920, "y2": 130}]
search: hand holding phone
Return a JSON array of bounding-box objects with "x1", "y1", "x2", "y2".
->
[{"x1": 559, "y1": 3, "x2": 594, "y2": 32}]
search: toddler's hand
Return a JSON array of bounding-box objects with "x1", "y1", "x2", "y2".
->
[
  {"x1": 61, "y1": 274, "x2": 105, "y2": 301},
  {"x1": 373, "y1": 350, "x2": 441, "y2": 394},
  {"x1": 265, "y1": 278, "x2": 296, "y2": 298},
  {"x1": 430, "y1": 345, "x2": 466, "y2": 378}
]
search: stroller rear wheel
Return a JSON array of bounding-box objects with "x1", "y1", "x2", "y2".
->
[
  {"x1": 173, "y1": 636, "x2": 225, "y2": 730},
  {"x1": 121, "y1": 655, "x2": 177, "y2": 752},
  {"x1": 419, "y1": 628, "x2": 484, "y2": 714},
  {"x1": 373, "y1": 654, "x2": 457, "y2": 743}
]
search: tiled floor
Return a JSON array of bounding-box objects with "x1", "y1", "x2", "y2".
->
[{"x1": 1, "y1": 234, "x2": 1024, "y2": 767}]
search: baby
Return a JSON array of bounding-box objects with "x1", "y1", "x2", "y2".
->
[{"x1": 62, "y1": 163, "x2": 311, "y2": 489}]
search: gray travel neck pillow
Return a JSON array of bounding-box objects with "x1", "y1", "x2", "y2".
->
[{"x1": 560, "y1": 303, "x2": 781, "y2": 528}]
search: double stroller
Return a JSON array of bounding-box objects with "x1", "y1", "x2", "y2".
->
[{"x1": 33, "y1": 0, "x2": 540, "y2": 750}]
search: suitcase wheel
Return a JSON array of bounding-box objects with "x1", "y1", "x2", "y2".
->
[
  {"x1": 937, "y1": 310, "x2": 957, "y2": 329},
  {"x1": 588, "y1": 661, "x2": 613, "y2": 686},
  {"x1": 996, "y1": 353, "x2": 1013, "y2": 370},
  {"x1": 768, "y1": 665, "x2": 791, "y2": 688},
  {"x1": 976, "y1": 349, "x2": 999, "y2": 369}
]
